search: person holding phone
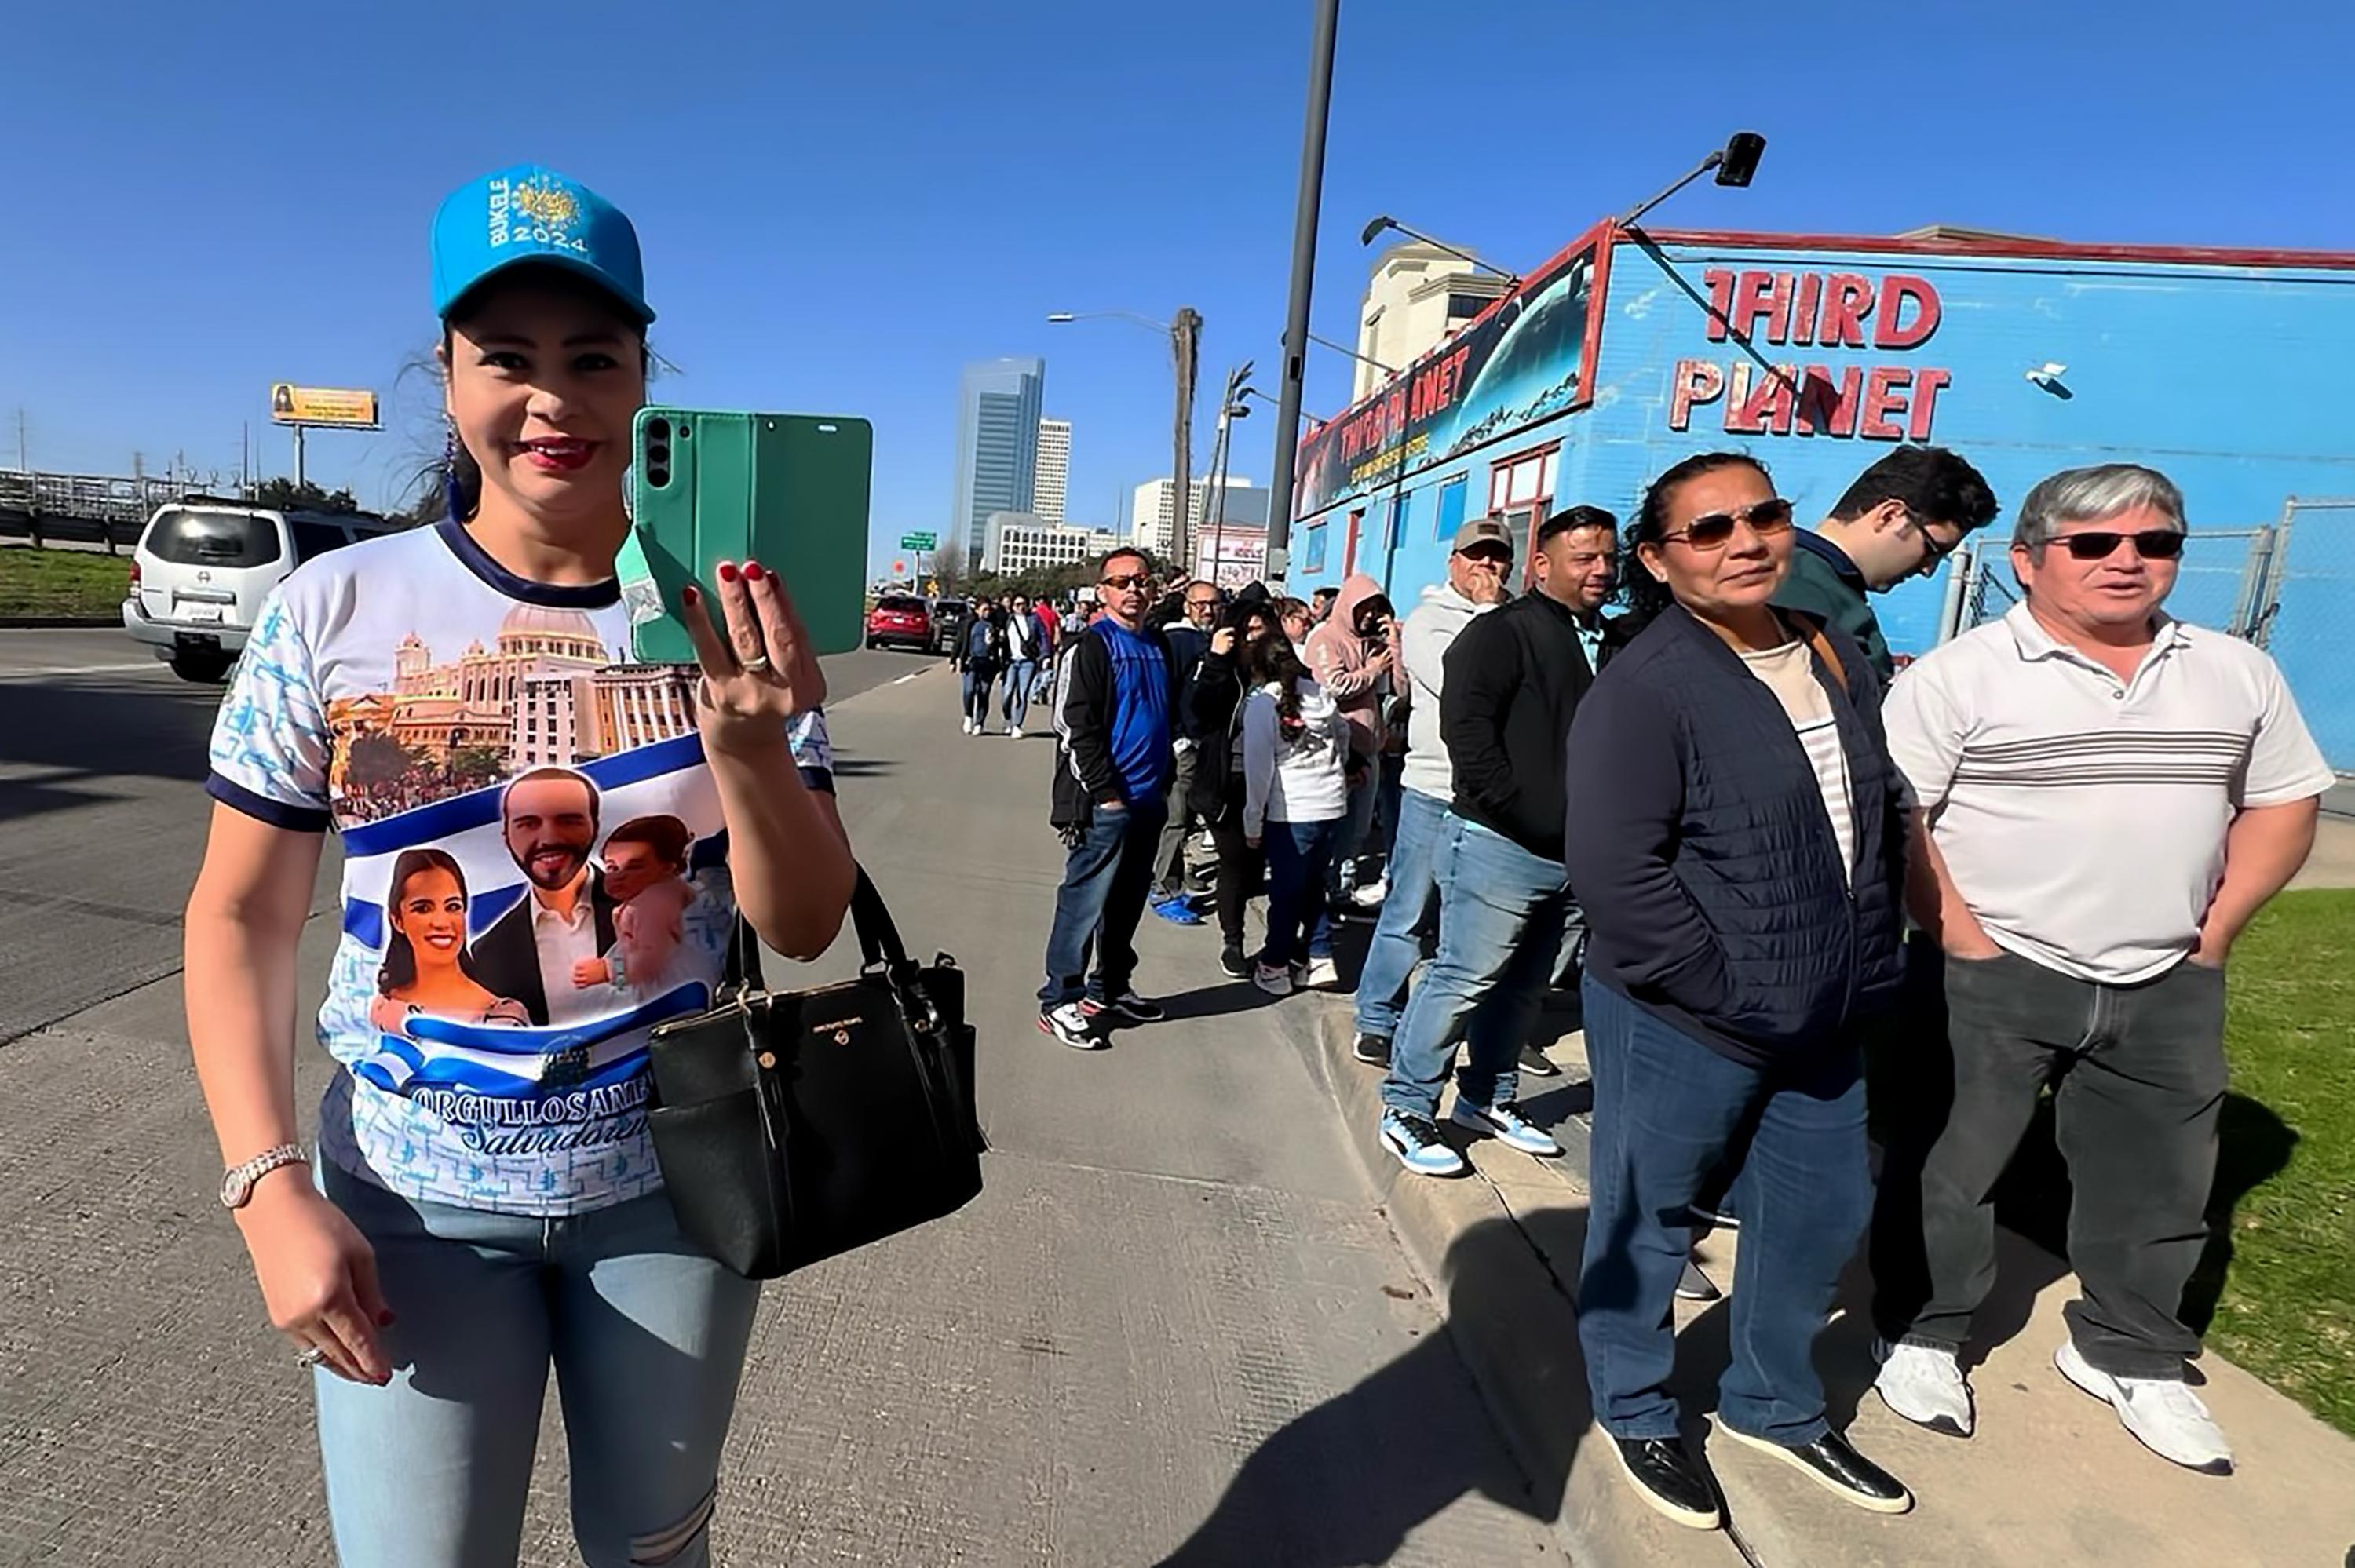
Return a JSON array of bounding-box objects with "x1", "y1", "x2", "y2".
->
[{"x1": 183, "y1": 164, "x2": 856, "y2": 1568}]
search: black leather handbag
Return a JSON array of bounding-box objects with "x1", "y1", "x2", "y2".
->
[{"x1": 645, "y1": 869, "x2": 985, "y2": 1280}]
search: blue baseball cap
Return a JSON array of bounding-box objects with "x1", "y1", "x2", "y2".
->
[{"x1": 430, "y1": 164, "x2": 655, "y2": 324}]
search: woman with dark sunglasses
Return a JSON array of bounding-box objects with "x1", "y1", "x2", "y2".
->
[{"x1": 1561, "y1": 452, "x2": 1914, "y2": 1530}]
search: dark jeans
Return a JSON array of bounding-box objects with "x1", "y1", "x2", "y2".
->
[
  {"x1": 1153, "y1": 743, "x2": 1203, "y2": 897},
  {"x1": 1578, "y1": 976, "x2": 1871, "y2": 1446},
  {"x1": 1872, "y1": 949, "x2": 2228, "y2": 1380},
  {"x1": 962, "y1": 663, "x2": 1001, "y2": 727},
  {"x1": 1328, "y1": 768, "x2": 1377, "y2": 899},
  {"x1": 1037, "y1": 795, "x2": 1169, "y2": 1008},
  {"x1": 1207, "y1": 782, "x2": 1263, "y2": 950},
  {"x1": 1260, "y1": 816, "x2": 1340, "y2": 968}
]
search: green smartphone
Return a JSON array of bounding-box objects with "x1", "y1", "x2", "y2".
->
[{"x1": 619, "y1": 407, "x2": 873, "y2": 665}]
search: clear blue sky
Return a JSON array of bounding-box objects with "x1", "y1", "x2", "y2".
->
[{"x1": 4, "y1": 0, "x2": 2348, "y2": 578}]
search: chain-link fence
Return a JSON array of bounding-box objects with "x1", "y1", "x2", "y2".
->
[{"x1": 1945, "y1": 498, "x2": 2355, "y2": 772}]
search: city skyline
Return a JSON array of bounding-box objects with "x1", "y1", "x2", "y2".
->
[{"x1": 949, "y1": 358, "x2": 1045, "y2": 575}]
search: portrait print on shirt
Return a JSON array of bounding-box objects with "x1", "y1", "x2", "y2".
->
[{"x1": 206, "y1": 523, "x2": 831, "y2": 1213}]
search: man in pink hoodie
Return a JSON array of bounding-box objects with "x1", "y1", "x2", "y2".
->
[{"x1": 1305, "y1": 572, "x2": 1399, "y2": 917}]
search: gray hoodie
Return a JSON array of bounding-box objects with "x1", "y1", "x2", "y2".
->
[{"x1": 1400, "y1": 580, "x2": 1499, "y2": 801}]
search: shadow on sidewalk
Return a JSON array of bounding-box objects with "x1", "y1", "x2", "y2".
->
[{"x1": 1158, "y1": 1208, "x2": 1598, "y2": 1567}]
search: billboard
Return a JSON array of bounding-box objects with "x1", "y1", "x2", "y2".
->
[
  {"x1": 1292, "y1": 231, "x2": 1604, "y2": 520},
  {"x1": 270, "y1": 384, "x2": 380, "y2": 428}
]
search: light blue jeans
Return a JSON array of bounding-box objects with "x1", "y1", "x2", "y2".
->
[
  {"x1": 1352, "y1": 786, "x2": 1448, "y2": 1042},
  {"x1": 1378, "y1": 814, "x2": 1570, "y2": 1120},
  {"x1": 313, "y1": 1156, "x2": 761, "y2": 1568},
  {"x1": 1003, "y1": 658, "x2": 1038, "y2": 727}
]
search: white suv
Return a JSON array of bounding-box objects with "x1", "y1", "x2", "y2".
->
[{"x1": 121, "y1": 498, "x2": 403, "y2": 682}]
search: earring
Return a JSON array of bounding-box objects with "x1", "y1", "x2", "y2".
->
[{"x1": 442, "y1": 425, "x2": 464, "y2": 524}]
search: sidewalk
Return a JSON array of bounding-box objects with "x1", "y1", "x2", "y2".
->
[{"x1": 1275, "y1": 984, "x2": 2355, "y2": 1566}]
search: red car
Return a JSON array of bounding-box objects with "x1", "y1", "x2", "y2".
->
[{"x1": 865, "y1": 593, "x2": 933, "y2": 651}]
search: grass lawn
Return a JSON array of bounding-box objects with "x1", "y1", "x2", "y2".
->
[
  {"x1": 2204, "y1": 887, "x2": 2355, "y2": 1436},
  {"x1": 0, "y1": 545, "x2": 132, "y2": 619}
]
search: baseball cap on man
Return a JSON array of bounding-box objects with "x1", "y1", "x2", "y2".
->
[
  {"x1": 431, "y1": 164, "x2": 654, "y2": 324},
  {"x1": 1452, "y1": 517, "x2": 1513, "y2": 555}
]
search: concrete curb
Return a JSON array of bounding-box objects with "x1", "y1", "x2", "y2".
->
[
  {"x1": 1280, "y1": 999, "x2": 1743, "y2": 1568},
  {"x1": 0, "y1": 616, "x2": 119, "y2": 629}
]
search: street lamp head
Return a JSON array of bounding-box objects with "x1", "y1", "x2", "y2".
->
[
  {"x1": 1360, "y1": 215, "x2": 1394, "y2": 247},
  {"x1": 1714, "y1": 132, "x2": 1766, "y2": 188}
]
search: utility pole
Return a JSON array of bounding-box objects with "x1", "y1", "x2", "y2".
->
[
  {"x1": 13, "y1": 408, "x2": 25, "y2": 472},
  {"x1": 1169, "y1": 307, "x2": 1202, "y2": 572},
  {"x1": 294, "y1": 425, "x2": 306, "y2": 487},
  {"x1": 1265, "y1": 0, "x2": 1341, "y2": 579}
]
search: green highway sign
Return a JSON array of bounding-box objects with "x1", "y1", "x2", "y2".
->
[{"x1": 900, "y1": 532, "x2": 937, "y2": 550}]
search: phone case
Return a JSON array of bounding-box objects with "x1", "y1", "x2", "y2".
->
[{"x1": 620, "y1": 408, "x2": 873, "y2": 665}]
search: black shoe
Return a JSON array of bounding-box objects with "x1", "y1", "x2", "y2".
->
[
  {"x1": 1219, "y1": 945, "x2": 1251, "y2": 980},
  {"x1": 1353, "y1": 1032, "x2": 1392, "y2": 1068},
  {"x1": 1718, "y1": 1424, "x2": 1912, "y2": 1515},
  {"x1": 1609, "y1": 1436, "x2": 1720, "y2": 1530},
  {"x1": 1674, "y1": 1256, "x2": 1722, "y2": 1303},
  {"x1": 1083, "y1": 990, "x2": 1166, "y2": 1024},
  {"x1": 1518, "y1": 1042, "x2": 1560, "y2": 1078}
]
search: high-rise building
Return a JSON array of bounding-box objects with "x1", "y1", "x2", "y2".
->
[
  {"x1": 1355, "y1": 242, "x2": 1513, "y2": 401},
  {"x1": 1129, "y1": 476, "x2": 1270, "y2": 560},
  {"x1": 983, "y1": 512, "x2": 1122, "y2": 576},
  {"x1": 1034, "y1": 418, "x2": 1070, "y2": 525},
  {"x1": 950, "y1": 358, "x2": 1046, "y2": 573}
]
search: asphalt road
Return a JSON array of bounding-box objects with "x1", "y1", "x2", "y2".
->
[{"x1": 0, "y1": 631, "x2": 1559, "y2": 1566}]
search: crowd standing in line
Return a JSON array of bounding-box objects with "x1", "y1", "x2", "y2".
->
[{"x1": 1020, "y1": 439, "x2": 2326, "y2": 1527}]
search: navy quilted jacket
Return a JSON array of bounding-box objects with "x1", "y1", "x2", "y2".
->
[{"x1": 1562, "y1": 604, "x2": 1906, "y2": 1067}]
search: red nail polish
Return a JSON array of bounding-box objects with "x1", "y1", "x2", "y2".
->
[
  {"x1": 717, "y1": 562, "x2": 739, "y2": 583},
  {"x1": 681, "y1": 583, "x2": 700, "y2": 607},
  {"x1": 743, "y1": 561, "x2": 767, "y2": 583}
]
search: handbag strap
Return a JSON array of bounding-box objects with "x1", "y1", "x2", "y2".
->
[{"x1": 727, "y1": 864, "x2": 907, "y2": 997}]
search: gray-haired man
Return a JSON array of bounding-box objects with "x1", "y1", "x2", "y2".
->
[{"x1": 1870, "y1": 464, "x2": 2331, "y2": 1475}]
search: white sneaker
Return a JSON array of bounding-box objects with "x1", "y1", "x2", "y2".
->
[
  {"x1": 1252, "y1": 962, "x2": 1294, "y2": 997},
  {"x1": 1350, "y1": 877, "x2": 1390, "y2": 910},
  {"x1": 2054, "y1": 1340, "x2": 2233, "y2": 1475},
  {"x1": 1448, "y1": 1098, "x2": 1561, "y2": 1157},
  {"x1": 962, "y1": 717, "x2": 977, "y2": 735},
  {"x1": 1873, "y1": 1337, "x2": 1974, "y2": 1437},
  {"x1": 1008, "y1": 724, "x2": 1024, "y2": 739},
  {"x1": 1302, "y1": 956, "x2": 1341, "y2": 988}
]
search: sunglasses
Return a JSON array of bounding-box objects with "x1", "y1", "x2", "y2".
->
[
  {"x1": 2054, "y1": 529, "x2": 2185, "y2": 562},
  {"x1": 1100, "y1": 572, "x2": 1151, "y2": 590},
  {"x1": 1659, "y1": 497, "x2": 1795, "y2": 550}
]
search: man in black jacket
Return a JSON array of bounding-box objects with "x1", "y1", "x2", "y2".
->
[
  {"x1": 1375, "y1": 505, "x2": 1623, "y2": 1176},
  {"x1": 1038, "y1": 549, "x2": 1181, "y2": 1048}
]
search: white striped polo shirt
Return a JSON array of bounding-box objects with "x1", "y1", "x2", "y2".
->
[{"x1": 1884, "y1": 602, "x2": 2333, "y2": 984}]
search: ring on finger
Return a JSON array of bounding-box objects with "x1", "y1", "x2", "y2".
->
[
  {"x1": 741, "y1": 654, "x2": 772, "y2": 674},
  {"x1": 295, "y1": 1345, "x2": 328, "y2": 1369}
]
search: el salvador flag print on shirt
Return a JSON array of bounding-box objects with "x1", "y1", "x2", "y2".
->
[{"x1": 206, "y1": 521, "x2": 832, "y2": 1216}]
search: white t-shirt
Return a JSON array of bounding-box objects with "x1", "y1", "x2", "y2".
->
[
  {"x1": 207, "y1": 521, "x2": 833, "y2": 1216},
  {"x1": 1737, "y1": 639, "x2": 1857, "y2": 885},
  {"x1": 1240, "y1": 677, "x2": 1351, "y2": 836},
  {"x1": 1884, "y1": 603, "x2": 2333, "y2": 984}
]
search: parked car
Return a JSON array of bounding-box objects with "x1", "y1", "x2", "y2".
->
[
  {"x1": 122, "y1": 498, "x2": 402, "y2": 682},
  {"x1": 864, "y1": 593, "x2": 933, "y2": 651},
  {"x1": 928, "y1": 596, "x2": 970, "y2": 655}
]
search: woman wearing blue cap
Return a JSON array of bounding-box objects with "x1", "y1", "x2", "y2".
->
[{"x1": 181, "y1": 165, "x2": 856, "y2": 1566}]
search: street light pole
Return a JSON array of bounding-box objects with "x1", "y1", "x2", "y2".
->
[{"x1": 1265, "y1": 0, "x2": 1340, "y2": 580}]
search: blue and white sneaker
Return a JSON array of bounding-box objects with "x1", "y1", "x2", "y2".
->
[
  {"x1": 1450, "y1": 1099, "x2": 1562, "y2": 1158},
  {"x1": 1378, "y1": 1109, "x2": 1467, "y2": 1177},
  {"x1": 1152, "y1": 896, "x2": 1205, "y2": 927}
]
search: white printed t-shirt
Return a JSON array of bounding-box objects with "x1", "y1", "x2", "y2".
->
[{"x1": 207, "y1": 520, "x2": 833, "y2": 1216}]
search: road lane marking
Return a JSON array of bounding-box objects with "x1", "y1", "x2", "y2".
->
[
  {"x1": 0, "y1": 660, "x2": 163, "y2": 680},
  {"x1": 893, "y1": 670, "x2": 926, "y2": 685}
]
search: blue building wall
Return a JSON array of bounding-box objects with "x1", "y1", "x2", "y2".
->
[{"x1": 1290, "y1": 232, "x2": 2355, "y2": 767}]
